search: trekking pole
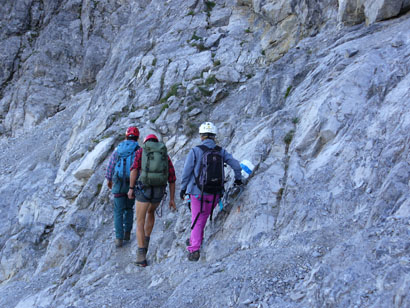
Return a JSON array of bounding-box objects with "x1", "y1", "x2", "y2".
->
[
  {"x1": 221, "y1": 181, "x2": 244, "y2": 212},
  {"x1": 221, "y1": 186, "x2": 232, "y2": 212}
]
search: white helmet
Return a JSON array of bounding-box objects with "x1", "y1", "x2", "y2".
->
[{"x1": 199, "y1": 122, "x2": 217, "y2": 135}]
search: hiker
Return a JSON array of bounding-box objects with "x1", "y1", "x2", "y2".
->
[
  {"x1": 180, "y1": 122, "x2": 242, "y2": 261},
  {"x1": 127, "y1": 134, "x2": 176, "y2": 267},
  {"x1": 105, "y1": 126, "x2": 141, "y2": 248}
]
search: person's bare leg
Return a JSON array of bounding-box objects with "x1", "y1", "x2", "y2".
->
[
  {"x1": 136, "y1": 201, "x2": 149, "y2": 248},
  {"x1": 144, "y1": 202, "x2": 160, "y2": 237}
]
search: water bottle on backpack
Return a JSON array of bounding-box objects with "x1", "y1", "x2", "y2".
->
[{"x1": 240, "y1": 159, "x2": 254, "y2": 179}]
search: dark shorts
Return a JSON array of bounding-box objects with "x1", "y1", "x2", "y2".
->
[{"x1": 135, "y1": 185, "x2": 166, "y2": 203}]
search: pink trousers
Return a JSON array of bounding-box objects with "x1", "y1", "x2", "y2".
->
[{"x1": 187, "y1": 194, "x2": 220, "y2": 253}]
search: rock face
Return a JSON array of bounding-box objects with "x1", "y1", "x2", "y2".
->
[
  {"x1": 239, "y1": 0, "x2": 339, "y2": 61},
  {"x1": 0, "y1": 1, "x2": 409, "y2": 307},
  {"x1": 338, "y1": 0, "x2": 410, "y2": 24}
]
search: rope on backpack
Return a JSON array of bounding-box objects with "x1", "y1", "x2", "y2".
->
[{"x1": 155, "y1": 189, "x2": 167, "y2": 218}]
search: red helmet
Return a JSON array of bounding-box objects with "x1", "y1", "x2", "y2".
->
[
  {"x1": 143, "y1": 134, "x2": 158, "y2": 143},
  {"x1": 125, "y1": 126, "x2": 139, "y2": 138}
]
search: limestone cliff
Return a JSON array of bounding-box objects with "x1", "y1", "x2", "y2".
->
[{"x1": 0, "y1": 1, "x2": 409, "y2": 307}]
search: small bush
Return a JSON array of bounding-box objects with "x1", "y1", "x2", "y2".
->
[
  {"x1": 169, "y1": 84, "x2": 179, "y2": 96},
  {"x1": 292, "y1": 117, "x2": 299, "y2": 125},
  {"x1": 152, "y1": 58, "x2": 157, "y2": 66},
  {"x1": 160, "y1": 84, "x2": 179, "y2": 103},
  {"x1": 213, "y1": 59, "x2": 221, "y2": 66},
  {"x1": 147, "y1": 69, "x2": 154, "y2": 80},
  {"x1": 161, "y1": 103, "x2": 169, "y2": 113},
  {"x1": 245, "y1": 27, "x2": 251, "y2": 33},
  {"x1": 205, "y1": 75, "x2": 216, "y2": 85},
  {"x1": 205, "y1": 1, "x2": 216, "y2": 11},
  {"x1": 276, "y1": 188, "x2": 284, "y2": 202},
  {"x1": 284, "y1": 130, "x2": 295, "y2": 145},
  {"x1": 191, "y1": 32, "x2": 201, "y2": 41},
  {"x1": 285, "y1": 86, "x2": 292, "y2": 99},
  {"x1": 192, "y1": 43, "x2": 208, "y2": 52},
  {"x1": 187, "y1": 10, "x2": 195, "y2": 16}
]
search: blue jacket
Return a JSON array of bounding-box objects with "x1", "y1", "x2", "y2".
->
[{"x1": 180, "y1": 139, "x2": 242, "y2": 195}]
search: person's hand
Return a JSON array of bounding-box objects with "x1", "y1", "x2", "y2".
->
[
  {"x1": 169, "y1": 199, "x2": 176, "y2": 211},
  {"x1": 107, "y1": 180, "x2": 112, "y2": 190},
  {"x1": 179, "y1": 189, "x2": 186, "y2": 200},
  {"x1": 234, "y1": 179, "x2": 243, "y2": 186},
  {"x1": 127, "y1": 188, "x2": 135, "y2": 199}
]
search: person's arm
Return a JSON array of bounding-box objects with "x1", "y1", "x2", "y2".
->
[
  {"x1": 127, "y1": 169, "x2": 138, "y2": 199},
  {"x1": 180, "y1": 149, "x2": 196, "y2": 191},
  {"x1": 223, "y1": 149, "x2": 242, "y2": 180},
  {"x1": 168, "y1": 182, "x2": 176, "y2": 211},
  {"x1": 167, "y1": 156, "x2": 177, "y2": 210},
  {"x1": 128, "y1": 148, "x2": 141, "y2": 199},
  {"x1": 105, "y1": 151, "x2": 117, "y2": 190}
]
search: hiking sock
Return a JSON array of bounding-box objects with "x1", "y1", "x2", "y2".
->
[
  {"x1": 136, "y1": 247, "x2": 147, "y2": 267},
  {"x1": 144, "y1": 236, "x2": 150, "y2": 251}
]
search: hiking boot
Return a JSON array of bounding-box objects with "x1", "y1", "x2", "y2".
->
[
  {"x1": 185, "y1": 238, "x2": 190, "y2": 247},
  {"x1": 144, "y1": 236, "x2": 150, "y2": 252},
  {"x1": 124, "y1": 231, "x2": 131, "y2": 241},
  {"x1": 188, "y1": 250, "x2": 200, "y2": 262},
  {"x1": 115, "y1": 238, "x2": 123, "y2": 248},
  {"x1": 136, "y1": 248, "x2": 147, "y2": 267}
]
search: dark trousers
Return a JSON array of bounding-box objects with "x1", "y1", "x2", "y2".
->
[{"x1": 114, "y1": 196, "x2": 135, "y2": 239}]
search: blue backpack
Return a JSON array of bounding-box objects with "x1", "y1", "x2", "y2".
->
[{"x1": 113, "y1": 140, "x2": 140, "y2": 193}]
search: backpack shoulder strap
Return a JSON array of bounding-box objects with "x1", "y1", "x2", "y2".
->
[
  {"x1": 197, "y1": 144, "x2": 210, "y2": 152},
  {"x1": 193, "y1": 146, "x2": 206, "y2": 190},
  {"x1": 193, "y1": 145, "x2": 207, "y2": 166},
  {"x1": 198, "y1": 144, "x2": 222, "y2": 152}
]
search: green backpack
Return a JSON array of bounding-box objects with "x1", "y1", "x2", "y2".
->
[{"x1": 139, "y1": 141, "x2": 169, "y2": 186}]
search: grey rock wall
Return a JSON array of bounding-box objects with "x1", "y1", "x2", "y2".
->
[
  {"x1": 338, "y1": 0, "x2": 410, "y2": 25},
  {"x1": 0, "y1": 0, "x2": 409, "y2": 307},
  {"x1": 0, "y1": 0, "x2": 131, "y2": 135}
]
